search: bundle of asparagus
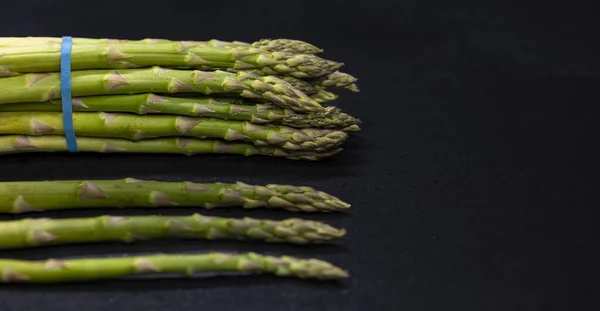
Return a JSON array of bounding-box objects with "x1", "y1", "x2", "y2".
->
[
  {"x1": 0, "y1": 37, "x2": 360, "y2": 160},
  {"x1": 0, "y1": 178, "x2": 350, "y2": 283}
]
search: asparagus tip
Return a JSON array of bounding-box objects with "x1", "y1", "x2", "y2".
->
[
  {"x1": 345, "y1": 84, "x2": 360, "y2": 92},
  {"x1": 253, "y1": 39, "x2": 323, "y2": 55}
]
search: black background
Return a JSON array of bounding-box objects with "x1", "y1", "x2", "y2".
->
[{"x1": 0, "y1": 0, "x2": 596, "y2": 310}]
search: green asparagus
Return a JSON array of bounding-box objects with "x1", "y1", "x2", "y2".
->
[
  {"x1": 0, "y1": 41, "x2": 340, "y2": 78},
  {"x1": 0, "y1": 67, "x2": 325, "y2": 112},
  {"x1": 281, "y1": 76, "x2": 319, "y2": 94},
  {"x1": 0, "y1": 112, "x2": 348, "y2": 151},
  {"x1": 0, "y1": 252, "x2": 348, "y2": 283},
  {"x1": 311, "y1": 89, "x2": 340, "y2": 103},
  {"x1": 245, "y1": 38, "x2": 322, "y2": 54},
  {"x1": 0, "y1": 178, "x2": 350, "y2": 213},
  {"x1": 0, "y1": 94, "x2": 360, "y2": 130},
  {"x1": 241, "y1": 71, "x2": 359, "y2": 94},
  {"x1": 0, "y1": 214, "x2": 345, "y2": 249},
  {"x1": 311, "y1": 71, "x2": 360, "y2": 91},
  {"x1": 341, "y1": 124, "x2": 362, "y2": 132},
  {"x1": 0, "y1": 37, "x2": 323, "y2": 55},
  {"x1": 0, "y1": 135, "x2": 343, "y2": 160},
  {"x1": 242, "y1": 71, "x2": 357, "y2": 94}
]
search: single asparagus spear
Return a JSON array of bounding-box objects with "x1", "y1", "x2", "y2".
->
[
  {"x1": 0, "y1": 37, "x2": 323, "y2": 55},
  {"x1": 0, "y1": 178, "x2": 350, "y2": 213},
  {"x1": 0, "y1": 252, "x2": 348, "y2": 283},
  {"x1": 0, "y1": 41, "x2": 340, "y2": 78},
  {"x1": 0, "y1": 94, "x2": 361, "y2": 130},
  {"x1": 0, "y1": 214, "x2": 345, "y2": 249},
  {"x1": 0, "y1": 135, "x2": 343, "y2": 161},
  {"x1": 0, "y1": 67, "x2": 325, "y2": 113},
  {"x1": 0, "y1": 112, "x2": 348, "y2": 152},
  {"x1": 255, "y1": 71, "x2": 359, "y2": 94}
]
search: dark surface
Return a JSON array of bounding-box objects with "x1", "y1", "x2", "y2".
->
[{"x1": 0, "y1": 0, "x2": 596, "y2": 310}]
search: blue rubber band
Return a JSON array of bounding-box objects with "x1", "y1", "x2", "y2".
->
[{"x1": 60, "y1": 36, "x2": 78, "y2": 152}]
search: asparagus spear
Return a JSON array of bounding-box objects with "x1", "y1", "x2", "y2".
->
[
  {"x1": 0, "y1": 214, "x2": 345, "y2": 249},
  {"x1": 0, "y1": 135, "x2": 343, "y2": 161},
  {"x1": 0, "y1": 37, "x2": 323, "y2": 55},
  {"x1": 244, "y1": 71, "x2": 360, "y2": 94},
  {"x1": 244, "y1": 71, "x2": 358, "y2": 94},
  {"x1": 0, "y1": 94, "x2": 361, "y2": 130},
  {"x1": 0, "y1": 67, "x2": 325, "y2": 113},
  {"x1": 0, "y1": 252, "x2": 348, "y2": 283},
  {"x1": 0, "y1": 112, "x2": 348, "y2": 152},
  {"x1": 0, "y1": 178, "x2": 350, "y2": 213},
  {"x1": 0, "y1": 41, "x2": 340, "y2": 78},
  {"x1": 175, "y1": 38, "x2": 322, "y2": 54},
  {"x1": 342, "y1": 125, "x2": 361, "y2": 132}
]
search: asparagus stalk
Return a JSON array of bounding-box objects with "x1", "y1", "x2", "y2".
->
[
  {"x1": 0, "y1": 94, "x2": 361, "y2": 130},
  {"x1": 0, "y1": 37, "x2": 323, "y2": 55},
  {"x1": 0, "y1": 252, "x2": 348, "y2": 283},
  {"x1": 0, "y1": 214, "x2": 345, "y2": 249},
  {"x1": 0, "y1": 112, "x2": 348, "y2": 152},
  {"x1": 245, "y1": 71, "x2": 359, "y2": 94},
  {"x1": 242, "y1": 72, "x2": 359, "y2": 94},
  {"x1": 0, "y1": 178, "x2": 350, "y2": 213},
  {"x1": 0, "y1": 135, "x2": 343, "y2": 161},
  {"x1": 181, "y1": 38, "x2": 322, "y2": 54},
  {"x1": 0, "y1": 41, "x2": 340, "y2": 78},
  {"x1": 0, "y1": 67, "x2": 325, "y2": 113}
]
